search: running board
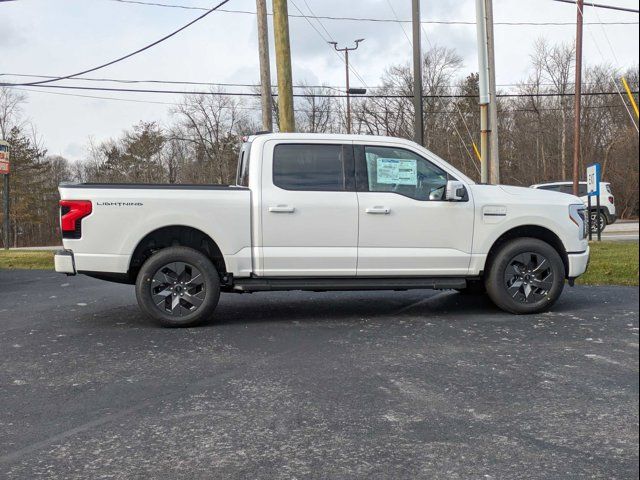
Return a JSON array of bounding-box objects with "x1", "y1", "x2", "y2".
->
[{"x1": 231, "y1": 277, "x2": 467, "y2": 293}]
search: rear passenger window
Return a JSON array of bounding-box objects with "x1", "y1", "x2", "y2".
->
[{"x1": 273, "y1": 144, "x2": 348, "y2": 191}]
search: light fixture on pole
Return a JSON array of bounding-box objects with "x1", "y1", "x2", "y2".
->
[{"x1": 329, "y1": 39, "x2": 366, "y2": 134}]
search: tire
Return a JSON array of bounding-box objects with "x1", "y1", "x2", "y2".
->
[
  {"x1": 135, "y1": 246, "x2": 221, "y2": 327},
  {"x1": 590, "y1": 210, "x2": 607, "y2": 234},
  {"x1": 485, "y1": 238, "x2": 565, "y2": 314}
]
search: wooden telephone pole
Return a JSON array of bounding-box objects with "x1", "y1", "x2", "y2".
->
[
  {"x1": 256, "y1": 0, "x2": 273, "y2": 131},
  {"x1": 272, "y1": 0, "x2": 295, "y2": 132},
  {"x1": 573, "y1": 0, "x2": 584, "y2": 196},
  {"x1": 475, "y1": 0, "x2": 499, "y2": 184},
  {"x1": 475, "y1": 0, "x2": 490, "y2": 183},
  {"x1": 485, "y1": 0, "x2": 500, "y2": 184},
  {"x1": 412, "y1": 0, "x2": 424, "y2": 146}
]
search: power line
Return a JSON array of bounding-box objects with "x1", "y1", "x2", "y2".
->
[
  {"x1": 0, "y1": 72, "x2": 341, "y2": 90},
  {"x1": 573, "y1": 1, "x2": 639, "y2": 131},
  {"x1": 0, "y1": 73, "x2": 627, "y2": 91},
  {"x1": 15, "y1": 85, "x2": 633, "y2": 114},
  {"x1": 8, "y1": 83, "x2": 636, "y2": 99},
  {"x1": 104, "y1": 0, "x2": 639, "y2": 25},
  {"x1": 0, "y1": 0, "x2": 232, "y2": 87},
  {"x1": 288, "y1": 0, "x2": 369, "y2": 88},
  {"x1": 551, "y1": 0, "x2": 640, "y2": 14}
]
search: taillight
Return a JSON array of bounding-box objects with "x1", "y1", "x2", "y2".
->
[
  {"x1": 59, "y1": 200, "x2": 92, "y2": 239},
  {"x1": 608, "y1": 196, "x2": 614, "y2": 204}
]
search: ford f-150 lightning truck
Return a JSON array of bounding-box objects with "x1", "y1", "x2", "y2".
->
[{"x1": 55, "y1": 133, "x2": 590, "y2": 327}]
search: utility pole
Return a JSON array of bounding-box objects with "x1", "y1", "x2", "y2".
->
[
  {"x1": 485, "y1": 0, "x2": 500, "y2": 184},
  {"x1": 475, "y1": 0, "x2": 490, "y2": 183},
  {"x1": 412, "y1": 0, "x2": 424, "y2": 145},
  {"x1": 572, "y1": 0, "x2": 584, "y2": 196},
  {"x1": 0, "y1": 140, "x2": 10, "y2": 250},
  {"x1": 272, "y1": 0, "x2": 295, "y2": 132},
  {"x1": 330, "y1": 39, "x2": 365, "y2": 134},
  {"x1": 256, "y1": 0, "x2": 273, "y2": 131}
]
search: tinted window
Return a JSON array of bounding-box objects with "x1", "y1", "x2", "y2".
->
[
  {"x1": 537, "y1": 185, "x2": 558, "y2": 191},
  {"x1": 273, "y1": 144, "x2": 347, "y2": 191},
  {"x1": 363, "y1": 146, "x2": 448, "y2": 201},
  {"x1": 236, "y1": 142, "x2": 250, "y2": 187}
]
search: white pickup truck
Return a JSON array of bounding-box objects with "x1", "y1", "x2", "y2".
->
[{"x1": 55, "y1": 133, "x2": 590, "y2": 327}]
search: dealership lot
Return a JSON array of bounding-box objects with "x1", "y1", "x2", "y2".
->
[{"x1": 0, "y1": 270, "x2": 638, "y2": 479}]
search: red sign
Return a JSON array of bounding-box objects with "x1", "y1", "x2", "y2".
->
[{"x1": 0, "y1": 160, "x2": 9, "y2": 175}]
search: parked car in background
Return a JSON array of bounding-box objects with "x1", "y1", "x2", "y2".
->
[
  {"x1": 530, "y1": 181, "x2": 616, "y2": 233},
  {"x1": 55, "y1": 133, "x2": 590, "y2": 327}
]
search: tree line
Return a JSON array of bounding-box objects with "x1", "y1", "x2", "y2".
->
[{"x1": 0, "y1": 39, "x2": 638, "y2": 247}]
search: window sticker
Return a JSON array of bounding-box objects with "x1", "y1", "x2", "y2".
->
[
  {"x1": 376, "y1": 158, "x2": 417, "y2": 185},
  {"x1": 397, "y1": 159, "x2": 417, "y2": 185},
  {"x1": 376, "y1": 158, "x2": 399, "y2": 184}
]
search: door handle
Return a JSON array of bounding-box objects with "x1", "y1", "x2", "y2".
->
[
  {"x1": 365, "y1": 206, "x2": 391, "y2": 215},
  {"x1": 268, "y1": 205, "x2": 296, "y2": 213}
]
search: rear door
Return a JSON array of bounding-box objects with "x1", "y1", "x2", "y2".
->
[
  {"x1": 260, "y1": 140, "x2": 358, "y2": 276},
  {"x1": 355, "y1": 143, "x2": 474, "y2": 276}
]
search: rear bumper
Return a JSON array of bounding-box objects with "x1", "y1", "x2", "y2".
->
[
  {"x1": 605, "y1": 212, "x2": 617, "y2": 225},
  {"x1": 54, "y1": 249, "x2": 76, "y2": 275},
  {"x1": 568, "y1": 247, "x2": 590, "y2": 278}
]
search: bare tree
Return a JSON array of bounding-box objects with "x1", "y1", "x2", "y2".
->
[{"x1": 0, "y1": 87, "x2": 26, "y2": 140}]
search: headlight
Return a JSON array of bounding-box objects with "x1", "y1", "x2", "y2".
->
[{"x1": 569, "y1": 204, "x2": 587, "y2": 240}]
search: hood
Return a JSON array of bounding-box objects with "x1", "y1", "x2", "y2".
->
[{"x1": 499, "y1": 185, "x2": 582, "y2": 204}]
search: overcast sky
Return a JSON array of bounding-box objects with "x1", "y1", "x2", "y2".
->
[{"x1": 1, "y1": 0, "x2": 638, "y2": 160}]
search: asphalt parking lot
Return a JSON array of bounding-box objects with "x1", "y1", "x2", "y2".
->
[{"x1": 0, "y1": 270, "x2": 638, "y2": 479}]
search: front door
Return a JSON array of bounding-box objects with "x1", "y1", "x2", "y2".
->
[
  {"x1": 260, "y1": 140, "x2": 358, "y2": 276},
  {"x1": 355, "y1": 144, "x2": 474, "y2": 276}
]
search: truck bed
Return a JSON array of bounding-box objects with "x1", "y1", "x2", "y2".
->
[{"x1": 58, "y1": 183, "x2": 252, "y2": 277}]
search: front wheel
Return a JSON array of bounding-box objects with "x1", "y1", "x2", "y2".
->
[
  {"x1": 135, "y1": 246, "x2": 221, "y2": 327},
  {"x1": 485, "y1": 238, "x2": 565, "y2": 314}
]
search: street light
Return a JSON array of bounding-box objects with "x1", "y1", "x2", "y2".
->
[{"x1": 329, "y1": 39, "x2": 366, "y2": 134}]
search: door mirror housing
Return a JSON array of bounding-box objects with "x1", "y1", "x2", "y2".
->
[{"x1": 446, "y1": 180, "x2": 467, "y2": 201}]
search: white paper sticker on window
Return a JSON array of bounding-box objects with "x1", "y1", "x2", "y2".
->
[
  {"x1": 397, "y1": 159, "x2": 417, "y2": 185},
  {"x1": 376, "y1": 158, "x2": 400, "y2": 184},
  {"x1": 376, "y1": 158, "x2": 417, "y2": 185}
]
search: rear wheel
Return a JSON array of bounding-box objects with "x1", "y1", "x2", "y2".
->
[
  {"x1": 485, "y1": 238, "x2": 565, "y2": 314},
  {"x1": 135, "y1": 246, "x2": 221, "y2": 327},
  {"x1": 590, "y1": 210, "x2": 607, "y2": 233}
]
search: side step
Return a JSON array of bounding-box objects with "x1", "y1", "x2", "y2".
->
[{"x1": 231, "y1": 277, "x2": 467, "y2": 293}]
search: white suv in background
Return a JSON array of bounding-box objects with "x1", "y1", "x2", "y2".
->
[{"x1": 531, "y1": 181, "x2": 616, "y2": 233}]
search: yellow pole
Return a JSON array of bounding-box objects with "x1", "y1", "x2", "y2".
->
[
  {"x1": 472, "y1": 142, "x2": 481, "y2": 162},
  {"x1": 622, "y1": 77, "x2": 639, "y2": 119}
]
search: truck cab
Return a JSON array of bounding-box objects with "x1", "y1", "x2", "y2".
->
[{"x1": 56, "y1": 133, "x2": 590, "y2": 327}]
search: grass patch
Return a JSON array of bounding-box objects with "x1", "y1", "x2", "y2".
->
[
  {"x1": 0, "y1": 250, "x2": 55, "y2": 270},
  {"x1": 0, "y1": 242, "x2": 637, "y2": 286},
  {"x1": 577, "y1": 241, "x2": 639, "y2": 286}
]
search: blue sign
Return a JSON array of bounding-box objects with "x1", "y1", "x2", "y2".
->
[{"x1": 586, "y1": 163, "x2": 601, "y2": 197}]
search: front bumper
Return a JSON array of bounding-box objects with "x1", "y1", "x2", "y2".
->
[
  {"x1": 54, "y1": 249, "x2": 76, "y2": 275},
  {"x1": 568, "y1": 247, "x2": 590, "y2": 278}
]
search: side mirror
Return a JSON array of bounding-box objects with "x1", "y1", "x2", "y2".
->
[{"x1": 446, "y1": 180, "x2": 466, "y2": 201}]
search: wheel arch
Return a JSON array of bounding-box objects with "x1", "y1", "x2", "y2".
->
[
  {"x1": 483, "y1": 225, "x2": 569, "y2": 278},
  {"x1": 128, "y1": 225, "x2": 227, "y2": 282}
]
